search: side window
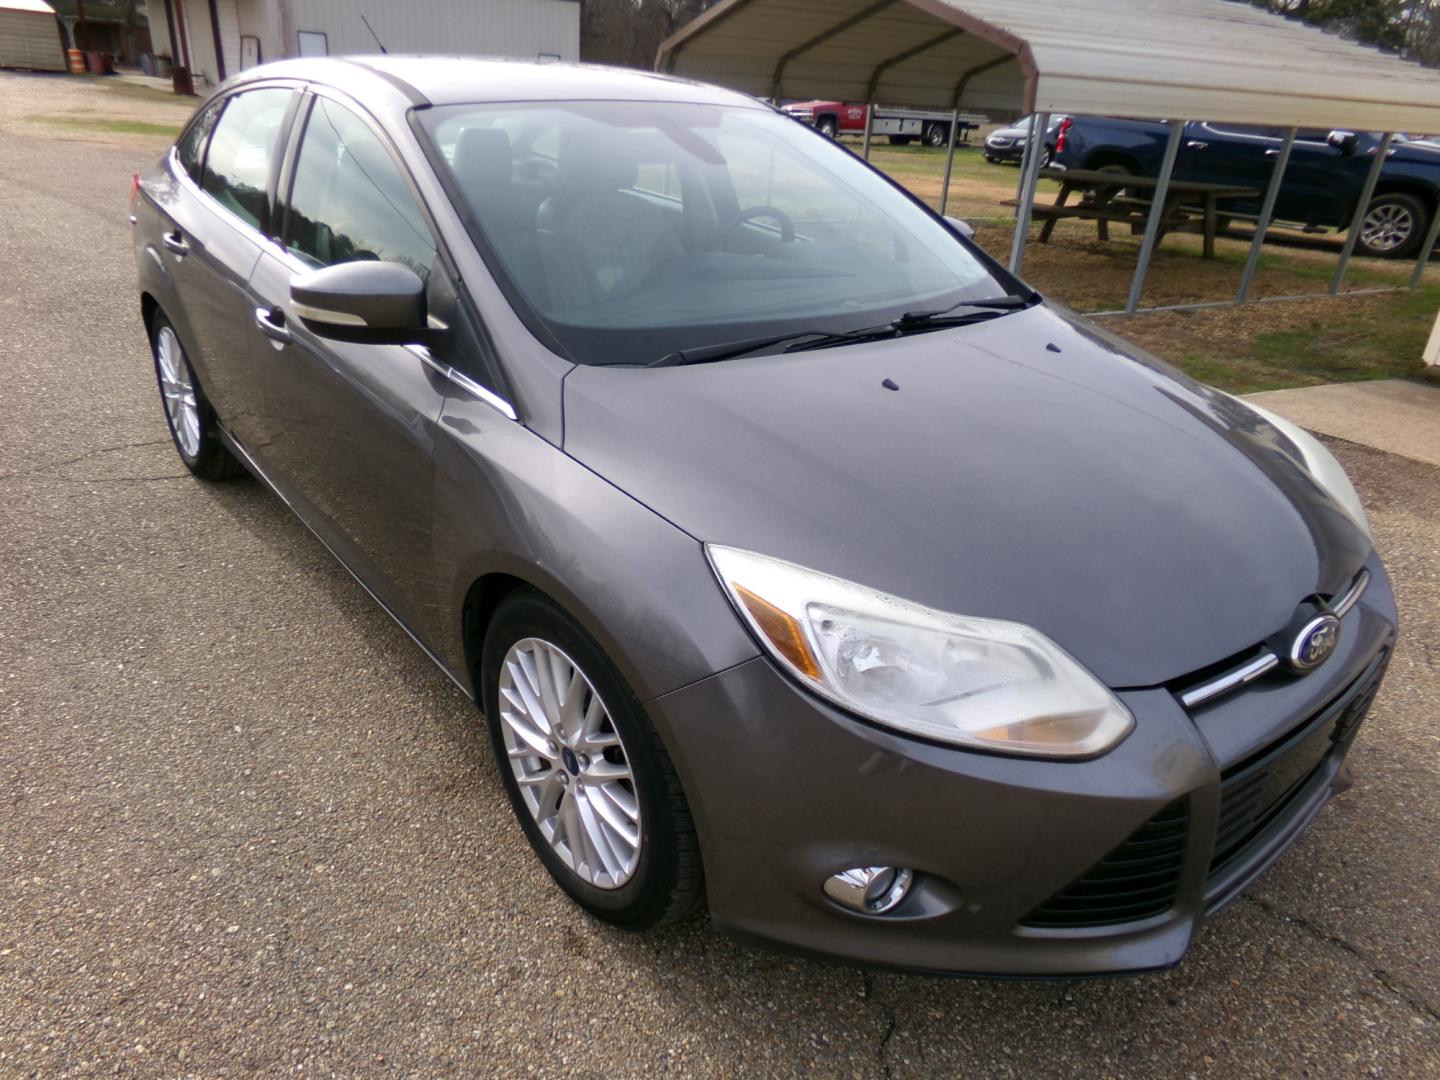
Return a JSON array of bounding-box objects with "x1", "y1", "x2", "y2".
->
[
  {"x1": 1203, "y1": 123, "x2": 1283, "y2": 140},
  {"x1": 201, "y1": 88, "x2": 293, "y2": 231},
  {"x1": 284, "y1": 97, "x2": 436, "y2": 278},
  {"x1": 176, "y1": 98, "x2": 223, "y2": 183}
]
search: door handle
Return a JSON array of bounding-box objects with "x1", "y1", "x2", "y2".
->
[
  {"x1": 1185, "y1": 140, "x2": 1208, "y2": 151},
  {"x1": 162, "y1": 231, "x2": 190, "y2": 256},
  {"x1": 253, "y1": 306, "x2": 291, "y2": 346}
]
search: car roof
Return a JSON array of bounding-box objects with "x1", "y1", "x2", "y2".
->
[{"x1": 227, "y1": 55, "x2": 764, "y2": 111}]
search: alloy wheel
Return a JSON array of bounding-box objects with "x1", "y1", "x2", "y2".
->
[
  {"x1": 498, "y1": 638, "x2": 642, "y2": 889},
  {"x1": 1360, "y1": 202, "x2": 1414, "y2": 253},
  {"x1": 155, "y1": 325, "x2": 201, "y2": 458}
]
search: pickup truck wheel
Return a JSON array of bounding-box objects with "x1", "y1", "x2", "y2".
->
[
  {"x1": 925, "y1": 123, "x2": 948, "y2": 148},
  {"x1": 816, "y1": 117, "x2": 838, "y2": 139},
  {"x1": 888, "y1": 135, "x2": 915, "y2": 146},
  {"x1": 1088, "y1": 162, "x2": 1137, "y2": 203},
  {"x1": 1357, "y1": 193, "x2": 1427, "y2": 259}
]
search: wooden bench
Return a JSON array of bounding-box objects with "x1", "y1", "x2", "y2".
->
[{"x1": 1007, "y1": 169, "x2": 1261, "y2": 258}]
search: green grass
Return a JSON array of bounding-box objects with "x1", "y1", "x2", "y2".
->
[
  {"x1": 29, "y1": 113, "x2": 181, "y2": 137},
  {"x1": 1173, "y1": 285, "x2": 1440, "y2": 393}
]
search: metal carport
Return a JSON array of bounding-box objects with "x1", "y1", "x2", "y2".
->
[{"x1": 657, "y1": 0, "x2": 1440, "y2": 313}]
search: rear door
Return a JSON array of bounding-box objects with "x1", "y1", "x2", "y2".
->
[
  {"x1": 243, "y1": 91, "x2": 449, "y2": 636},
  {"x1": 155, "y1": 85, "x2": 297, "y2": 437},
  {"x1": 1176, "y1": 122, "x2": 1280, "y2": 216}
]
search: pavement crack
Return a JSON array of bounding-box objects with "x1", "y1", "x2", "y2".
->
[
  {"x1": 1241, "y1": 894, "x2": 1439, "y2": 1023},
  {"x1": 862, "y1": 973, "x2": 899, "y2": 1078}
]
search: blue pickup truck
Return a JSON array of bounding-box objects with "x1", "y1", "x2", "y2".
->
[{"x1": 1052, "y1": 117, "x2": 1440, "y2": 259}]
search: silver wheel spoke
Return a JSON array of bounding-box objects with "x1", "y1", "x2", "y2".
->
[
  {"x1": 155, "y1": 327, "x2": 201, "y2": 457},
  {"x1": 497, "y1": 637, "x2": 642, "y2": 890}
]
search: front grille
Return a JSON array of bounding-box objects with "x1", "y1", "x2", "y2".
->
[
  {"x1": 1021, "y1": 800, "x2": 1189, "y2": 928},
  {"x1": 1208, "y1": 653, "x2": 1387, "y2": 879}
]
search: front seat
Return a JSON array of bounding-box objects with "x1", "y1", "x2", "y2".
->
[
  {"x1": 536, "y1": 134, "x2": 683, "y2": 311},
  {"x1": 453, "y1": 126, "x2": 549, "y2": 305}
]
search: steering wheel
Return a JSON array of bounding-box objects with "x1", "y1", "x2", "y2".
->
[{"x1": 705, "y1": 205, "x2": 797, "y2": 249}]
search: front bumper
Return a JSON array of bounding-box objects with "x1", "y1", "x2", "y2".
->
[{"x1": 649, "y1": 556, "x2": 1396, "y2": 977}]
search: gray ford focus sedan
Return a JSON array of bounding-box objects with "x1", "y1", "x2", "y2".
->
[{"x1": 132, "y1": 56, "x2": 1396, "y2": 977}]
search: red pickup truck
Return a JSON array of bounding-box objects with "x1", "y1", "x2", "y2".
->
[{"x1": 782, "y1": 101, "x2": 987, "y2": 147}]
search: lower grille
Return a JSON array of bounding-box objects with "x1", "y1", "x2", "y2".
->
[
  {"x1": 1021, "y1": 800, "x2": 1188, "y2": 928},
  {"x1": 1209, "y1": 653, "x2": 1387, "y2": 879}
]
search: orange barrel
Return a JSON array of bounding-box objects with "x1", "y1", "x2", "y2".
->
[{"x1": 67, "y1": 48, "x2": 85, "y2": 74}]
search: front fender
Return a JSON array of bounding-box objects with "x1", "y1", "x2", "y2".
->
[{"x1": 429, "y1": 391, "x2": 759, "y2": 703}]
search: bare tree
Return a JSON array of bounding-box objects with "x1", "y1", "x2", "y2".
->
[{"x1": 582, "y1": 0, "x2": 715, "y2": 68}]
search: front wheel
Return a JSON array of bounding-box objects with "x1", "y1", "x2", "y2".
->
[
  {"x1": 1356, "y1": 192, "x2": 1428, "y2": 259},
  {"x1": 481, "y1": 589, "x2": 703, "y2": 930},
  {"x1": 816, "y1": 117, "x2": 838, "y2": 139},
  {"x1": 149, "y1": 315, "x2": 244, "y2": 480}
]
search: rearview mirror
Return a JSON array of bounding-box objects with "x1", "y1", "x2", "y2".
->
[
  {"x1": 944, "y1": 215, "x2": 976, "y2": 239},
  {"x1": 290, "y1": 261, "x2": 428, "y2": 345},
  {"x1": 1327, "y1": 129, "x2": 1358, "y2": 155}
]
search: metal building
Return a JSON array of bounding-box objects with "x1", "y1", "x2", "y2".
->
[
  {"x1": 0, "y1": 0, "x2": 65, "y2": 71},
  {"x1": 149, "y1": 0, "x2": 579, "y2": 91}
]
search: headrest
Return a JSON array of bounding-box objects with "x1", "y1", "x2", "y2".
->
[
  {"x1": 455, "y1": 127, "x2": 515, "y2": 187},
  {"x1": 558, "y1": 128, "x2": 640, "y2": 193}
]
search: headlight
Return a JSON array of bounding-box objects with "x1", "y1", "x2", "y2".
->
[
  {"x1": 706, "y1": 546, "x2": 1134, "y2": 758},
  {"x1": 1238, "y1": 399, "x2": 1372, "y2": 541}
]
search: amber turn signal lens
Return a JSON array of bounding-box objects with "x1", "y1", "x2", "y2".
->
[{"x1": 733, "y1": 584, "x2": 822, "y2": 680}]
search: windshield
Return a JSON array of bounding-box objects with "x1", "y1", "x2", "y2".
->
[{"x1": 421, "y1": 100, "x2": 1016, "y2": 366}]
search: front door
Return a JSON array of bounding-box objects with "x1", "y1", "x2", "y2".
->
[
  {"x1": 244, "y1": 93, "x2": 447, "y2": 638},
  {"x1": 158, "y1": 87, "x2": 295, "y2": 436}
]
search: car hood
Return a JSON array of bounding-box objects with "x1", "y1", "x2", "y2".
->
[{"x1": 562, "y1": 303, "x2": 1370, "y2": 688}]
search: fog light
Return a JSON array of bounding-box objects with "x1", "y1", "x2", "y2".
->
[{"x1": 823, "y1": 866, "x2": 914, "y2": 915}]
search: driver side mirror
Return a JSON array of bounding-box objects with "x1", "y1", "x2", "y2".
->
[
  {"x1": 290, "y1": 261, "x2": 429, "y2": 345},
  {"x1": 1327, "y1": 130, "x2": 1359, "y2": 155},
  {"x1": 944, "y1": 215, "x2": 976, "y2": 239}
]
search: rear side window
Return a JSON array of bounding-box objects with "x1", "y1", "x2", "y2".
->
[
  {"x1": 176, "y1": 99, "x2": 222, "y2": 183},
  {"x1": 201, "y1": 88, "x2": 294, "y2": 232},
  {"x1": 284, "y1": 97, "x2": 435, "y2": 277}
]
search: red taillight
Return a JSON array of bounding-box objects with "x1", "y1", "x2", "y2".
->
[{"x1": 1055, "y1": 117, "x2": 1073, "y2": 154}]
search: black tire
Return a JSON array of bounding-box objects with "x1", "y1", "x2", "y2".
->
[
  {"x1": 816, "y1": 117, "x2": 838, "y2": 139},
  {"x1": 888, "y1": 135, "x2": 915, "y2": 146},
  {"x1": 925, "y1": 123, "x2": 948, "y2": 148},
  {"x1": 1088, "y1": 161, "x2": 1137, "y2": 202},
  {"x1": 481, "y1": 589, "x2": 703, "y2": 930},
  {"x1": 1355, "y1": 191, "x2": 1428, "y2": 259},
  {"x1": 148, "y1": 313, "x2": 245, "y2": 480}
]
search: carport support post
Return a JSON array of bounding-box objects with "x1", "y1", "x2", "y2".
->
[
  {"x1": 862, "y1": 100, "x2": 875, "y2": 160},
  {"x1": 1330, "y1": 132, "x2": 1395, "y2": 295},
  {"x1": 1409, "y1": 204, "x2": 1440, "y2": 289},
  {"x1": 1236, "y1": 127, "x2": 1297, "y2": 304},
  {"x1": 1125, "y1": 121, "x2": 1185, "y2": 314},
  {"x1": 1008, "y1": 111, "x2": 1050, "y2": 273},
  {"x1": 939, "y1": 108, "x2": 960, "y2": 215}
]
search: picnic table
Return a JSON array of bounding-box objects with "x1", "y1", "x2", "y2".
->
[{"x1": 1005, "y1": 168, "x2": 1262, "y2": 258}]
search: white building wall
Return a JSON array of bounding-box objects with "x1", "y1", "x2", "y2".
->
[
  {"x1": 281, "y1": 0, "x2": 579, "y2": 62},
  {"x1": 0, "y1": 9, "x2": 66, "y2": 71},
  {"x1": 215, "y1": 0, "x2": 241, "y2": 75}
]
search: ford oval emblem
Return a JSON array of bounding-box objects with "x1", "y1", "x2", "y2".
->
[{"x1": 1289, "y1": 614, "x2": 1341, "y2": 673}]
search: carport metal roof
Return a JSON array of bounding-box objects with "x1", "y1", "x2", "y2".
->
[
  {"x1": 658, "y1": 0, "x2": 1440, "y2": 314},
  {"x1": 657, "y1": 0, "x2": 1440, "y2": 133}
]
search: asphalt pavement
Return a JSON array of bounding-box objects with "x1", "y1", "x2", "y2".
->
[{"x1": 1, "y1": 71, "x2": 1437, "y2": 1077}]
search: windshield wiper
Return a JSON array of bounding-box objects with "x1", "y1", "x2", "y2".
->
[
  {"x1": 648, "y1": 294, "x2": 1036, "y2": 367},
  {"x1": 649, "y1": 327, "x2": 884, "y2": 367},
  {"x1": 892, "y1": 293, "x2": 1034, "y2": 329}
]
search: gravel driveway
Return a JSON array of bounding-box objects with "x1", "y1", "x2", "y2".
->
[{"x1": 1, "y1": 70, "x2": 1437, "y2": 1077}]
